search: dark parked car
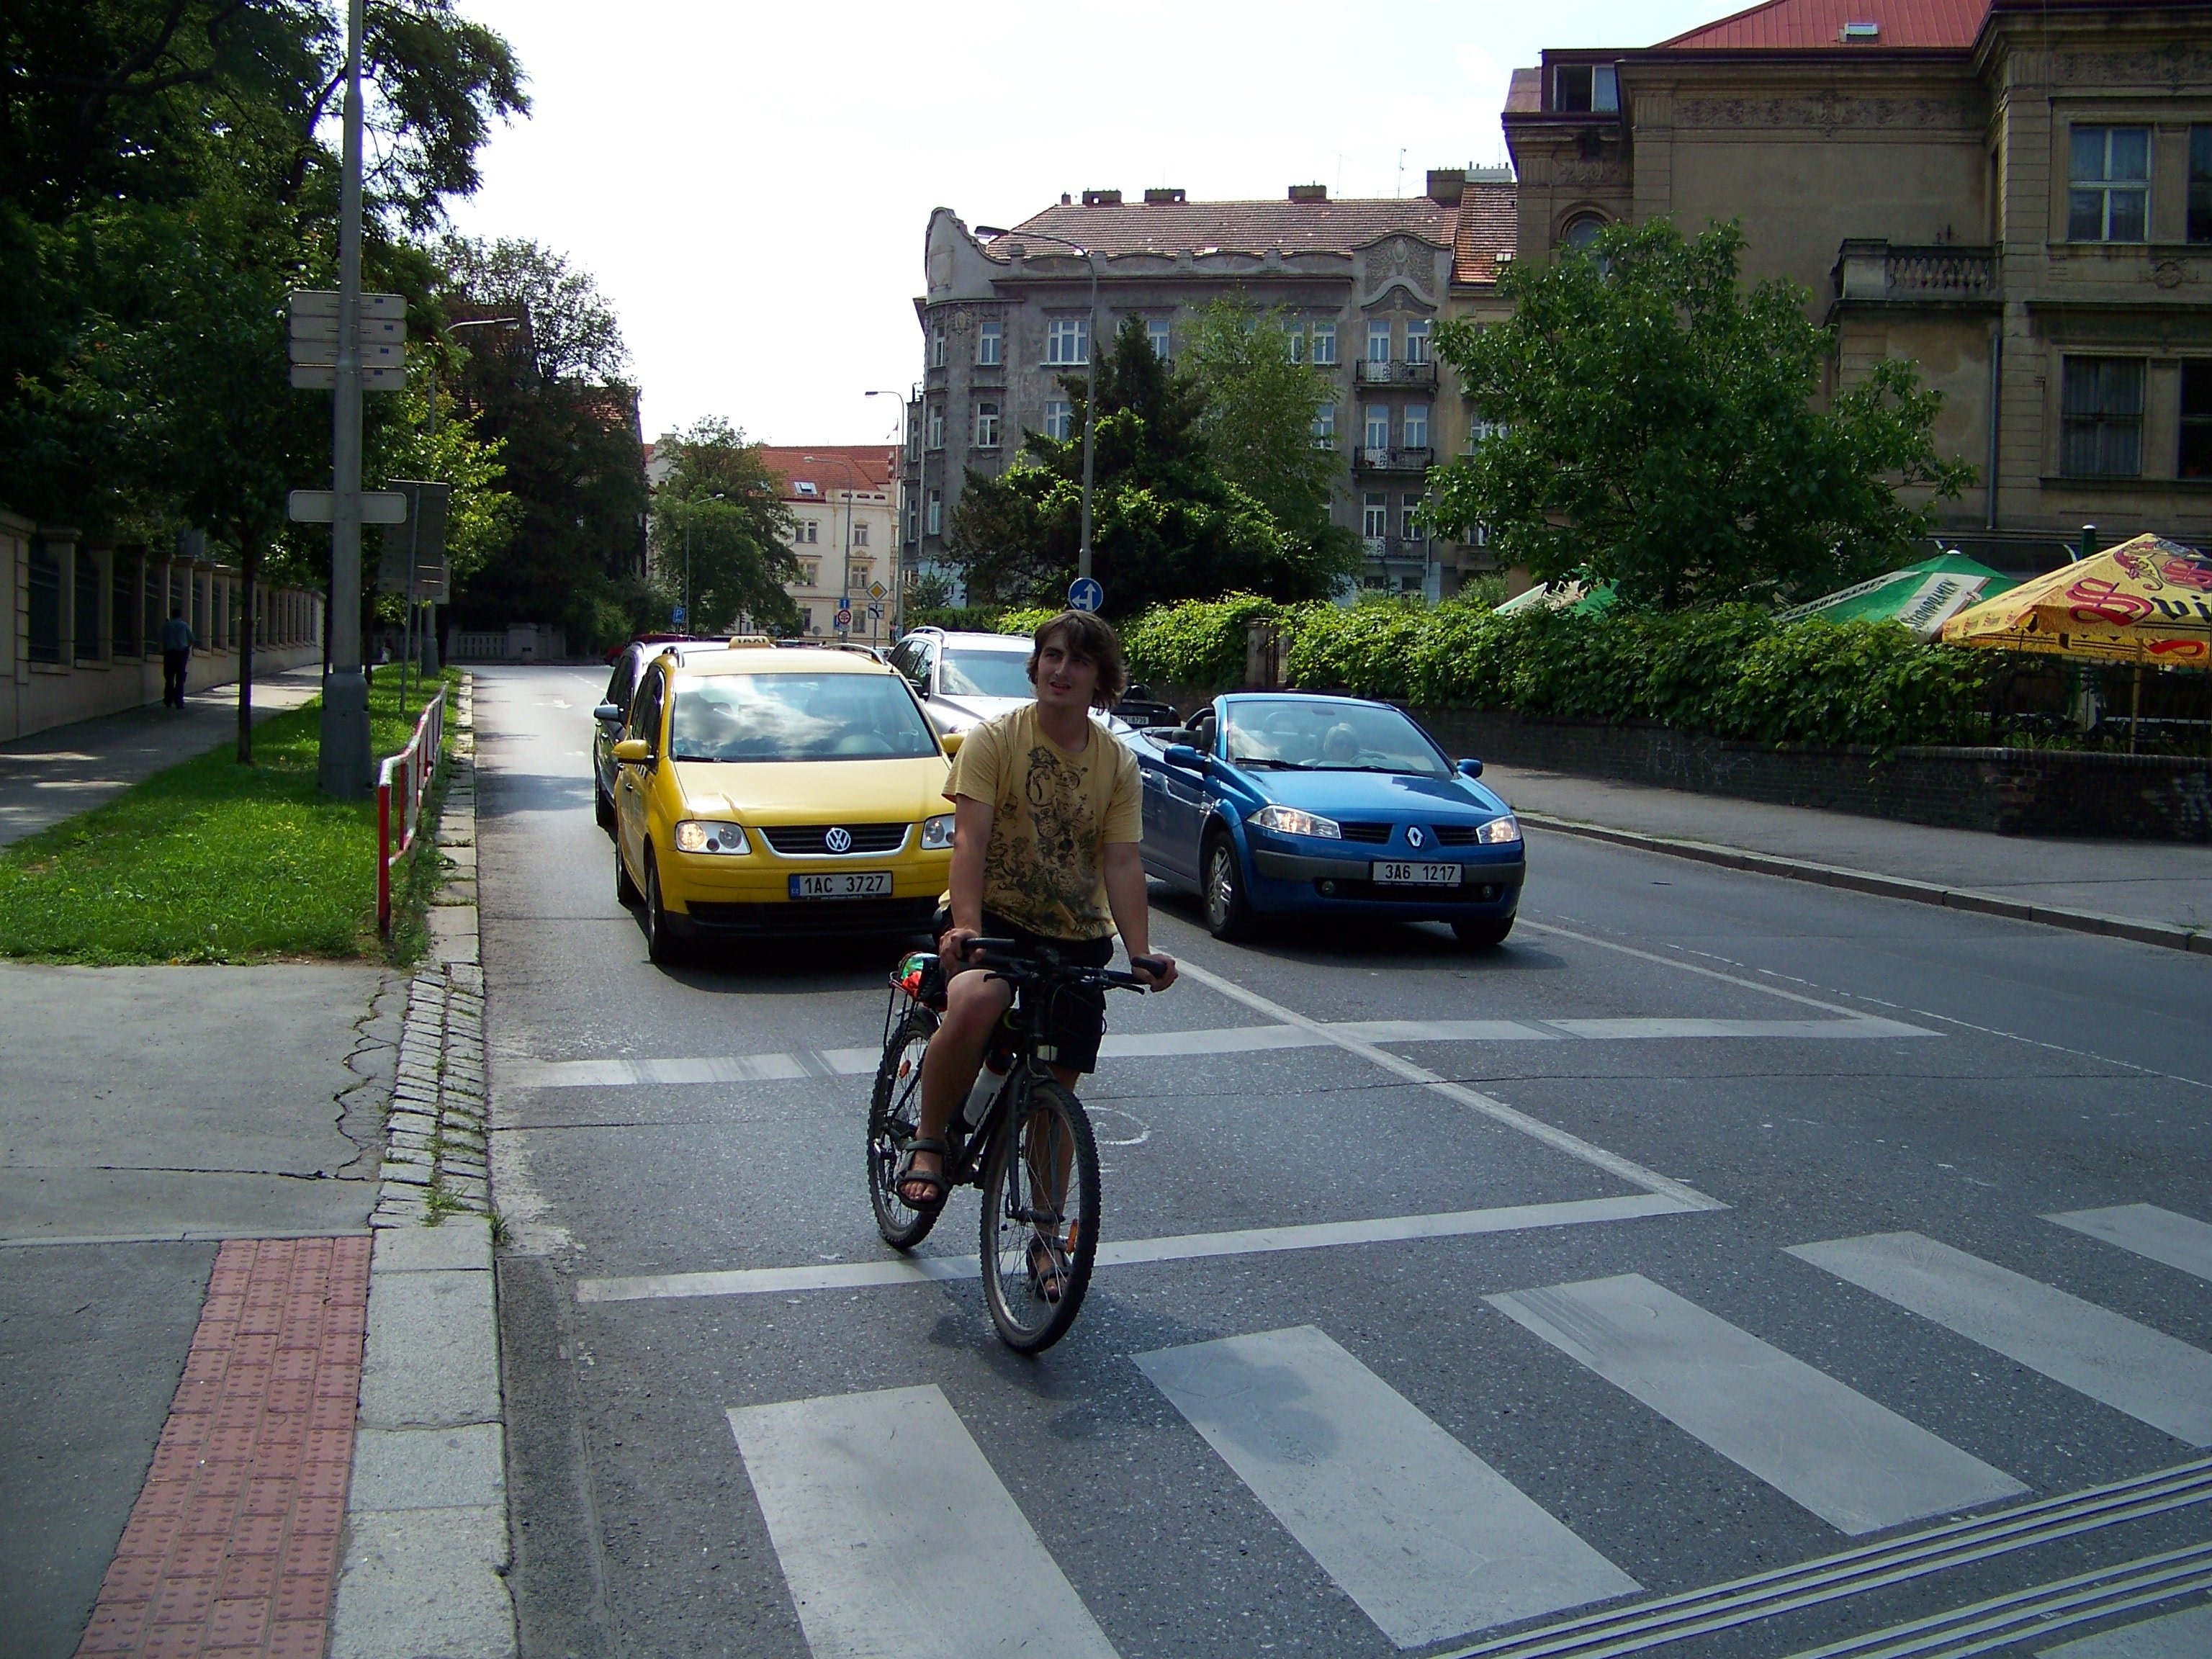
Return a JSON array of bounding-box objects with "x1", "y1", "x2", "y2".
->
[{"x1": 592, "y1": 638, "x2": 744, "y2": 832}]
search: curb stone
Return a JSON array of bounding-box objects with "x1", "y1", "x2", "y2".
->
[
  {"x1": 1518, "y1": 811, "x2": 2211, "y2": 956},
  {"x1": 331, "y1": 674, "x2": 518, "y2": 1659}
]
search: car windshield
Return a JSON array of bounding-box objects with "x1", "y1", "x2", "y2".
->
[
  {"x1": 667, "y1": 673, "x2": 938, "y2": 763},
  {"x1": 1222, "y1": 700, "x2": 1448, "y2": 777},
  {"x1": 938, "y1": 649, "x2": 1034, "y2": 699}
]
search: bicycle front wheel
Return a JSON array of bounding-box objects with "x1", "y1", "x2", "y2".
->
[
  {"x1": 979, "y1": 1076, "x2": 1100, "y2": 1354},
  {"x1": 868, "y1": 1008, "x2": 940, "y2": 1249}
]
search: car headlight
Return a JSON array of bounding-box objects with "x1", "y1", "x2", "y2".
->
[
  {"x1": 1250, "y1": 804, "x2": 1341, "y2": 840},
  {"x1": 920, "y1": 813, "x2": 955, "y2": 850},
  {"x1": 1476, "y1": 814, "x2": 1521, "y2": 845},
  {"x1": 674, "y1": 819, "x2": 749, "y2": 854}
]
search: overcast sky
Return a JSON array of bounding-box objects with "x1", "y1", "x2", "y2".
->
[{"x1": 443, "y1": 1, "x2": 1726, "y2": 446}]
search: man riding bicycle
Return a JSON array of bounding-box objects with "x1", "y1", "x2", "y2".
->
[{"x1": 896, "y1": 611, "x2": 1177, "y2": 1218}]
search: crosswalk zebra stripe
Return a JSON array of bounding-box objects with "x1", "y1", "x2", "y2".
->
[
  {"x1": 2037, "y1": 1601, "x2": 2212, "y2": 1657},
  {"x1": 1786, "y1": 1233, "x2": 2212, "y2": 1447},
  {"x1": 1135, "y1": 1324, "x2": 1639, "y2": 1650},
  {"x1": 2046, "y1": 1204, "x2": 2212, "y2": 1285},
  {"x1": 1485, "y1": 1274, "x2": 2027, "y2": 1534},
  {"x1": 727, "y1": 1385, "x2": 1120, "y2": 1659}
]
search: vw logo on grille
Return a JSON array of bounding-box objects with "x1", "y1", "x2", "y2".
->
[
  {"x1": 824, "y1": 827, "x2": 853, "y2": 853},
  {"x1": 1406, "y1": 825, "x2": 1426, "y2": 850}
]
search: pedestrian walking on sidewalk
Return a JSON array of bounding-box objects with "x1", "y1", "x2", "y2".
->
[{"x1": 161, "y1": 608, "x2": 194, "y2": 707}]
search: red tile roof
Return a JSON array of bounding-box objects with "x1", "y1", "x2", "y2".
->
[
  {"x1": 757, "y1": 445, "x2": 899, "y2": 503},
  {"x1": 1453, "y1": 181, "x2": 1519, "y2": 285},
  {"x1": 1003, "y1": 196, "x2": 1455, "y2": 259},
  {"x1": 1657, "y1": 0, "x2": 1988, "y2": 50}
]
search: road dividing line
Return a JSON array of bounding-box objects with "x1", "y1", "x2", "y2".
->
[
  {"x1": 576, "y1": 1191, "x2": 1696, "y2": 1305},
  {"x1": 1171, "y1": 958, "x2": 1727, "y2": 1213},
  {"x1": 1788, "y1": 1232, "x2": 2212, "y2": 1447},
  {"x1": 1135, "y1": 1324, "x2": 1639, "y2": 1648},
  {"x1": 1486, "y1": 1273, "x2": 2027, "y2": 1534},
  {"x1": 2046, "y1": 1204, "x2": 2212, "y2": 1285},
  {"x1": 728, "y1": 1385, "x2": 1120, "y2": 1659},
  {"x1": 2038, "y1": 1602, "x2": 2212, "y2": 1658}
]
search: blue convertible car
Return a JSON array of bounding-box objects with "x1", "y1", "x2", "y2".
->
[{"x1": 1134, "y1": 693, "x2": 1524, "y2": 946}]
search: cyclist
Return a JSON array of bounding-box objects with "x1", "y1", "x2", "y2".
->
[{"x1": 896, "y1": 611, "x2": 1177, "y2": 1224}]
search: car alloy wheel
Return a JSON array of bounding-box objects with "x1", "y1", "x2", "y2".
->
[
  {"x1": 1205, "y1": 836, "x2": 1253, "y2": 941},
  {"x1": 644, "y1": 852, "x2": 682, "y2": 964}
]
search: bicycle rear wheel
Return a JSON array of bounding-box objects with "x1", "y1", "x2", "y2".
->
[
  {"x1": 868, "y1": 1008, "x2": 940, "y2": 1249},
  {"x1": 979, "y1": 1076, "x2": 1100, "y2": 1354}
]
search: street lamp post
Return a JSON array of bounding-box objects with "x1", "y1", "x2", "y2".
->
[
  {"x1": 415, "y1": 315, "x2": 518, "y2": 678},
  {"x1": 863, "y1": 387, "x2": 917, "y2": 638},
  {"x1": 974, "y1": 225, "x2": 1098, "y2": 583},
  {"x1": 683, "y1": 492, "x2": 724, "y2": 634}
]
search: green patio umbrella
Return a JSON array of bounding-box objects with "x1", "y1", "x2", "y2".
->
[{"x1": 1778, "y1": 552, "x2": 2018, "y2": 638}]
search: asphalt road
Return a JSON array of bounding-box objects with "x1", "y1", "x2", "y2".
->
[{"x1": 475, "y1": 664, "x2": 2212, "y2": 1659}]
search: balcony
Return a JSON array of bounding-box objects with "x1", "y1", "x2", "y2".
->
[
  {"x1": 1361, "y1": 535, "x2": 1431, "y2": 565},
  {"x1": 1356, "y1": 358, "x2": 1439, "y2": 388},
  {"x1": 1833, "y1": 240, "x2": 1999, "y2": 307},
  {"x1": 1354, "y1": 446, "x2": 1433, "y2": 475}
]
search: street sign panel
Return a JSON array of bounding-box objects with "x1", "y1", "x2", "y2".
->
[
  {"x1": 867, "y1": 603, "x2": 883, "y2": 619},
  {"x1": 289, "y1": 364, "x2": 405, "y2": 391},
  {"x1": 288, "y1": 313, "x2": 405, "y2": 344},
  {"x1": 378, "y1": 482, "x2": 452, "y2": 601},
  {"x1": 835, "y1": 607, "x2": 853, "y2": 630},
  {"x1": 289, "y1": 290, "x2": 406, "y2": 321},
  {"x1": 289, "y1": 337, "x2": 405, "y2": 368},
  {"x1": 671, "y1": 605, "x2": 688, "y2": 629},
  {"x1": 1069, "y1": 576, "x2": 1105, "y2": 613},
  {"x1": 867, "y1": 580, "x2": 888, "y2": 601},
  {"x1": 289, "y1": 490, "x2": 408, "y2": 525}
]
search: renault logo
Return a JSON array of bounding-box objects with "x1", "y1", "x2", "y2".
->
[
  {"x1": 824, "y1": 827, "x2": 853, "y2": 853},
  {"x1": 1406, "y1": 825, "x2": 1426, "y2": 850}
]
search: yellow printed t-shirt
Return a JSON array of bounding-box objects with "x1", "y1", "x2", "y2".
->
[{"x1": 943, "y1": 703, "x2": 1142, "y2": 940}]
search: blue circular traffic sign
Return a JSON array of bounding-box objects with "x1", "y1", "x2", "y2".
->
[{"x1": 1068, "y1": 576, "x2": 1105, "y2": 613}]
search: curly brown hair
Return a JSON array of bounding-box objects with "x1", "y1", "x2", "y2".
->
[{"x1": 1026, "y1": 610, "x2": 1128, "y2": 710}]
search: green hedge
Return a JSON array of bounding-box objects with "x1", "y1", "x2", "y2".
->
[
  {"x1": 1118, "y1": 595, "x2": 1995, "y2": 750},
  {"x1": 904, "y1": 605, "x2": 1059, "y2": 637}
]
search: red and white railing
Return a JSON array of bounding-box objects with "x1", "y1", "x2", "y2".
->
[{"x1": 377, "y1": 687, "x2": 447, "y2": 935}]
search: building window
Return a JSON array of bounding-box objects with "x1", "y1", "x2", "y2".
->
[
  {"x1": 1362, "y1": 493, "x2": 1388, "y2": 540},
  {"x1": 1148, "y1": 318, "x2": 1172, "y2": 362},
  {"x1": 1284, "y1": 321, "x2": 1305, "y2": 364},
  {"x1": 905, "y1": 499, "x2": 919, "y2": 544},
  {"x1": 1364, "y1": 405, "x2": 1390, "y2": 451},
  {"x1": 1401, "y1": 498, "x2": 1424, "y2": 540},
  {"x1": 925, "y1": 489, "x2": 943, "y2": 536},
  {"x1": 1312, "y1": 402, "x2": 1336, "y2": 449},
  {"x1": 930, "y1": 325, "x2": 945, "y2": 369},
  {"x1": 1467, "y1": 419, "x2": 1505, "y2": 450},
  {"x1": 2182, "y1": 363, "x2": 2212, "y2": 478},
  {"x1": 1044, "y1": 397, "x2": 1073, "y2": 441},
  {"x1": 905, "y1": 410, "x2": 921, "y2": 462},
  {"x1": 1046, "y1": 318, "x2": 1089, "y2": 365},
  {"x1": 2069, "y1": 126, "x2": 2150, "y2": 243},
  {"x1": 798, "y1": 560, "x2": 820, "y2": 585},
  {"x1": 2060, "y1": 356, "x2": 2144, "y2": 477},
  {"x1": 976, "y1": 319, "x2": 1002, "y2": 365},
  {"x1": 2191, "y1": 128, "x2": 2212, "y2": 243},
  {"x1": 1311, "y1": 320, "x2": 1337, "y2": 365},
  {"x1": 852, "y1": 523, "x2": 869, "y2": 548},
  {"x1": 1563, "y1": 214, "x2": 1606, "y2": 253},
  {"x1": 796, "y1": 519, "x2": 819, "y2": 544},
  {"x1": 1404, "y1": 404, "x2": 1429, "y2": 449},
  {"x1": 1405, "y1": 318, "x2": 1431, "y2": 365},
  {"x1": 1555, "y1": 63, "x2": 1619, "y2": 114},
  {"x1": 926, "y1": 404, "x2": 944, "y2": 450},
  {"x1": 974, "y1": 402, "x2": 1001, "y2": 448},
  {"x1": 1366, "y1": 320, "x2": 1392, "y2": 364}
]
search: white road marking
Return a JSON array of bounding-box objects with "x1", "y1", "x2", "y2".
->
[
  {"x1": 502, "y1": 1013, "x2": 1932, "y2": 1091},
  {"x1": 1135, "y1": 1324, "x2": 1639, "y2": 1648},
  {"x1": 728, "y1": 1385, "x2": 1120, "y2": 1659},
  {"x1": 2038, "y1": 1603, "x2": 2212, "y2": 1658},
  {"x1": 1171, "y1": 958, "x2": 1727, "y2": 1213},
  {"x1": 575, "y1": 1192, "x2": 1696, "y2": 1305},
  {"x1": 1788, "y1": 1232, "x2": 2212, "y2": 1447},
  {"x1": 2047, "y1": 1204, "x2": 2212, "y2": 1285},
  {"x1": 1486, "y1": 1273, "x2": 2027, "y2": 1534}
]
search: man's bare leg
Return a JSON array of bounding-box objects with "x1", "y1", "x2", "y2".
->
[{"x1": 902, "y1": 968, "x2": 1012, "y2": 1205}]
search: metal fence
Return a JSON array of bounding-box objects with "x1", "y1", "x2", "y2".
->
[{"x1": 377, "y1": 686, "x2": 446, "y2": 935}]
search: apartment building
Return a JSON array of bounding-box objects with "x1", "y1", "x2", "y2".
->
[
  {"x1": 755, "y1": 445, "x2": 901, "y2": 644},
  {"x1": 1501, "y1": 0, "x2": 2212, "y2": 563},
  {"x1": 907, "y1": 174, "x2": 1514, "y2": 602}
]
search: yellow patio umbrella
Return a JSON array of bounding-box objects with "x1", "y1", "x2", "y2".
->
[{"x1": 1939, "y1": 534, "x2": 2212, "y2": 668}]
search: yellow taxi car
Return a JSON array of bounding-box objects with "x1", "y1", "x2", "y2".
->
[{"x1": 610, "y1": 642, "x2": 956, "y2": 960}]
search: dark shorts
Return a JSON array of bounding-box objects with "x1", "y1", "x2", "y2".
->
[{"x1": 936, "y1": 906, "x2": 1116, "y2": 1074}]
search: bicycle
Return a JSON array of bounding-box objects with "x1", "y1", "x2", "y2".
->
[{"x1": 867, "y1": 938, "x2": 1157, "y2": 1353}]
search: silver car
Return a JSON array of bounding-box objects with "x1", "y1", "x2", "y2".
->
[{"x1": 887, "y1": 627, "x2": 1136, "y2": 739}]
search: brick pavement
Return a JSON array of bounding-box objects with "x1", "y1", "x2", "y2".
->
[{"x1": 76, "y1": 1236, "x2": 370, "y2": 1658}]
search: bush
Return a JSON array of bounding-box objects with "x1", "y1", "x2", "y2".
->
[{"x1": 1122, "y1": 593, "x2": 1287, "y2": 688}]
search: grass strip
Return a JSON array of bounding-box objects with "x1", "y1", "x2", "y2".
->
[{"x1": 0, "y1": 671, "x2": 457, "y2": 964}]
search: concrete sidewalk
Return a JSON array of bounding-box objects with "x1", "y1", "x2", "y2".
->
[
  {"x1": 0, "y1": 665, "x2": 323, "y2": 848},
  {"x1": 1484, "y1": 762, "x2": 2212, "y2": 945}
]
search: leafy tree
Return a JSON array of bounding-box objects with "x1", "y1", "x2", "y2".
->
[
  {"x1": 648, "y1": 418, "x2": 801, "y2": 634},
  {"x1": 1428, "y1": 220, "x2": 1974, "y2": 610},
  {"x1": 947, "y1": 318, "x2": 1339, "y2": 615},
  {"x1": 1179, "y1": 300, "x2": 1359, "y2": 577}
]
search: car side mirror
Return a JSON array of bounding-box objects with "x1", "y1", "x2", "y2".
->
[
  {"x1": 1164, "y1": 744, "x2": 1208, "y2": 772},
  {"x1": 1457, "y1": 757, "x2": 1484, "y2": 780},
  {"x1": 594, "y1": 701, "x2": 624, "y2": 723},
  {"x1": 939, "y1": 729, "x2": 964, "y2": 757},
  {"x1": 612, "y1": 737, "x2": 652, "y2": 764}
]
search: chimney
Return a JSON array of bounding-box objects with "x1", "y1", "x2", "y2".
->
[
  {"x1": 1287, "y1": 183, "x2": 1327, "y2": 202},
  {"x1": 1061, "y1": 192, "x2": 1071, "y2": 205},
  {"x1": 1143, "y1": 187, "x2": 1187, "y2": 204},
  {"x1": 1081, "y1": 188, "x2": 1123, "y2": 206},
  {"x1": 1426, "y1": 168, "x2": 1467, "y2": 204}
]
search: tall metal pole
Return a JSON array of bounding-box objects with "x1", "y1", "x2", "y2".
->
[
  {"x1": 1078, "y1": 253, "x2": 1098, "y2": 583},
  {"x1": 317, "y1": 0, "x2": 372, "y2": 796}
]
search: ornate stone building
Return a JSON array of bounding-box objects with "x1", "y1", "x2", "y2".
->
[
  {"x1": 1501, "y1": 0, "x2": 2212, "y2": 565},
  {"x1": 905, "y1": 174, "x2": 1511, "y2": 603},
  {"x1": 755, "y1": 445, "x2": 901, "y2": 646}
]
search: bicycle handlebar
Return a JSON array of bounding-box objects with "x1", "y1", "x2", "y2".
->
[{"x1": 962, "y1": 937, "x2": 1161, "y2": 991}]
